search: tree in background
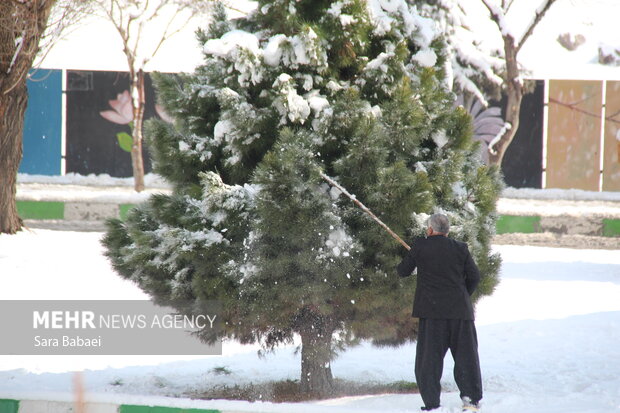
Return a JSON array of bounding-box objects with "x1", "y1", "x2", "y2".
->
[
  {"x1": 103, "y1": 0, "x2": 502, "y2": 396},
  {"x1": 1, "y1": 0, "x2": 53, "y2": 234},
  {"x1": 480, "y1": 0, "x2": 556, "y2": 166},
  {"x1": 90, "y1": 0, "x2": 215, "y2": 192},
  {"x1": 421, "y1": 0, "x2": 557, "y2": 166},
  {"x1": 0, "y1": 0, "x2": 96, "y2": 234}
]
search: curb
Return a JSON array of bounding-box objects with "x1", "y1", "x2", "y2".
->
[
  {"x1": 14, "y1": 200, "x2": 620, "y2": 237},
  {"x1": 16, "y1": 201, "x2": 136, "y2": 222},
  {"x1": 496, "y1": 214, "x2": 620, "y2": 237},
  {"x1": 0, "y1": 399, "x2": 226, "y2": 413}
]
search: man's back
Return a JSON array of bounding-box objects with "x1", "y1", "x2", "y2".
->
[{"x1": 397, "y1": 235, "x2": 480, "y2": 320}]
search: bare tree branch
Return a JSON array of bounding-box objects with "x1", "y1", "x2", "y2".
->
[
  {"x1": 144, "y1": 12, "x2": 193, "y2": 67},
  {"x1": 36, "y1": 0, "x2": 95, "y2": 68},
  {"x1": 549, "y1": 97, "x2": 620, "y2": 125},
  {"x1": 516, "y1": 0, "x2": 556, "y2": 54},
  {"x1": 480, "y1": 0, "x2": 508, "y2": 37}
]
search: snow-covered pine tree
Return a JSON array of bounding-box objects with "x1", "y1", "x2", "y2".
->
[{"x1": 103, "y1": 0, "x2": 502, "y2": 396}]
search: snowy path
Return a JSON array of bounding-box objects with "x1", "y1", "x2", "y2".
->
[{"x1": 0, "y1": 230, "x2": 619, "y2": 412}]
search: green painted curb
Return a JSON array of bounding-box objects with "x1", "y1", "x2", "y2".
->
[
  {"x1": 16, "y1": 201, "x2": 64, "y2": 219},
  {"x1": 120, "y1": 405, "x2": 220, "y2": 413},
  {"x1": 496, "y1": 215, "x2": 541, "y2": 234},
  {"x1": 0, "y1": 399, "x2": 19, "y2": 413},
  {"x1": 119, "y1": 204, "x2": 136, "y2": 220},
  {"x1": 602, "y1": 218, "x2": 620, "y2": 237}
]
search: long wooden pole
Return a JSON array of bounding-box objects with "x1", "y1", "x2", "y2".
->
[{"x1": 320, "y1": 172, "x2": 411, "y2": 250}]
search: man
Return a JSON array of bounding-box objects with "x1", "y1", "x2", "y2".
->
[{"x1": 397, "y1": 213, "x2": 482, "y2": 412}]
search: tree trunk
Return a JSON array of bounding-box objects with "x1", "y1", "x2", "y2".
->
[
  {"x1": 130, "y1": 69, "x2": 145, "y2": 192},
  {"x1": 299, "y1": 328, "x2": 334, "y2": 397},
  {"x1": 0, "y1": 0, "x2": 55, "y2": 234},
  {"x1": 0, "y1": 87, "x2": 27, "y2": 234},
  {"x1": 488, "y1": 34, "x2": 523, "y2": 166}
]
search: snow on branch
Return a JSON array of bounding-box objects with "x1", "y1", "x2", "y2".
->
[
  {"x1": 7, "y1": 34, "x2": 24, "y2": 74},
  {"x1": 454, "y1": 70, "x2": 489, "y2": 107},
  {"x1": 480, "y1": 0, "x2": 515, "y2": 39},
  {"x1": 516, "y1": 0, "x2": 556, "y2": 54},
  {"x1": 488, "y1": 121, "x2": 512, "y2": 155}
]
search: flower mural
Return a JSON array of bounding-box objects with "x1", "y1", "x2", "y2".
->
[
  {"x1": 100, "y1": 90, "x2": 134, "y2": 152},
  {"x1": 456, "y1": 95, "x2": 505, "y2": 164},
  {"x1": 100, "y1": 90, "x2": 173, "y2": 153},
  {"x1": 100, "y1": 90, "x2": 133, "y2": 125}
]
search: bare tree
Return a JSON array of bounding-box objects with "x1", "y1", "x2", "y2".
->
[
  {"x1": 0, "y1": 0, "x2": 57, "y2": 234},
  {"x1": 91, "y1": 0, "x2": 213, "y2": 192},
  {"x1": 481, "y1": 0, "x2": 557, "y2": 166}
]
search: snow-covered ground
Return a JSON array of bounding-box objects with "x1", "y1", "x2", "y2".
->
[{"x1": 0, "y1": 229, "x2": 619, "y2": 413}]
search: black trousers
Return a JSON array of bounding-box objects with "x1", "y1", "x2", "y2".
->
[{"x1": 415, "y1": 318, "x2": 483, "y2": 408}]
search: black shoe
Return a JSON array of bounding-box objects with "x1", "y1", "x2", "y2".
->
[{"x1": 421, "y1": 407, "x2": 440, "y2": 411}]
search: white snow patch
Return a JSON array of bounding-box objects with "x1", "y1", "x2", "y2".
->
[
  {"x1": 326, "y1": 80, "x2": 344, "y2": 92},
  {"x1": 8, "y1": 35, "x2": 24, "y2": 74},
  {"x1": 307, "y1": 94, "x2": 330, "y2": 114},
  {"x1": 366, "y1": 0, "x2": 436, "y2": 46},
  {"x1": 432, "y1": 129, "x2": 449, "y2": 148},
  {"x1": 204, "y1": 30, "x2": 260, "y2": 57},
  {"x1": 263, "y1": 34, "x2": 287, "y2": 66},
  {"x1": 213, "y1": 119, "x2": 234, "y2": 144},
  {"x1": 412, "y1": 48, "x2": 437, "y2": 67},
  {"x1": 17, "y1": 173, "x2": 170, "y2": 188},
  {"x1": 325, "y1": 227, "x2": 353, "y2": 258},
  {"x1": 487, "y1": 122, "x2": 512, "y2": 155},
  {"x1": 339, "y1": 14, "x2": 356, "y2": 26},
  {"x1": 273, "y1": 74, "x2": 311, "y2": 124},
  {"x1": 178, "y1": 141, "x2": 190, "y2": 152}
]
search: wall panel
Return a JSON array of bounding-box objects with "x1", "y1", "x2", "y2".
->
[
  {"x1": 546, "y1": 80, "x2": 602, "y2": 190},
  {"x1": 603, "y1": 81, "x2": 620, "y2": 191}
]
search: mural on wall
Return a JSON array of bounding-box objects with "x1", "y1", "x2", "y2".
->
[
  {"x1": 457, "y1": 80, "x2": 545, "y2": 189},
  {"x1": 455, "y1": 95, "x2": 505, "y2": 165},
  {"x1": 66, "y1": 70, "x2": 168, "y2": 178},
  {"x1": 100, "y1": 90, "x2": 135, "y2": 153},
  {"x1": 100, "y1": 89, "x2": 173, "y2": 153},
  {"x1": 18, "y1": 73, "x2": 613, "y2": 190}
]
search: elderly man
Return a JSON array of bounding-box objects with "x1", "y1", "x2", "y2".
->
[{"x1": 397, "y1": 213, "x2": 482, "y2": 412}]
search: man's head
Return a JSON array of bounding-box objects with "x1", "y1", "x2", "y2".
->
[{"x1": 427, "y1": 213, "x2": 449, "y2": 236}]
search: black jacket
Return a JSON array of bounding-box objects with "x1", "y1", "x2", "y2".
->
[{"x1": 397, "y1": 235, "x2": 480, "y2": 320}]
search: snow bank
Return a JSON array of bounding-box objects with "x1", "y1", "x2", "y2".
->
[
  {"x1": 16, "y1": 183, "x2": 171, "y2": 204},
  {"x1": 17, "y1": 173, "x2": 170, "y2": 188},
  {"x1": 502, "y1": 186, "x2": 620, "y2": 201}
]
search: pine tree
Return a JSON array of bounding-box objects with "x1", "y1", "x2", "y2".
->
[{"x1": 103, "y1": 0, "x2": 502, "y2": 397}]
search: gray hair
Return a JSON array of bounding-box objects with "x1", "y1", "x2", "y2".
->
[{"x1": 428, "y1": 213, "x2": 450, "y2": 234}]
